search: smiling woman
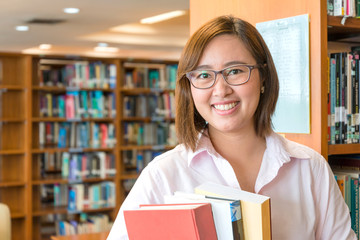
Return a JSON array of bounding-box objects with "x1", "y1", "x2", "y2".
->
[{"x1": 107, "y1": 15, "x2": 356, "y2": 240}]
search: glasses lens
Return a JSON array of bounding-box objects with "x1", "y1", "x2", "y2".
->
[
  {"x1": 187, "y1": 70, "x2": 215, "y2": 89},
  {"x1": 224, "y1": 65, "x2": 250, "y2": 85}
]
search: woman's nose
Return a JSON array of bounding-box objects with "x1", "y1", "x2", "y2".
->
[{"x1": 212, "y1": 73, "x2": 233, "y2": 97}]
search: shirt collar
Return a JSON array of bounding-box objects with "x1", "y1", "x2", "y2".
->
[
  {"x1": 187, "y1": 130, "x2": 312, "y2": 167},
  {"x1": 187, "y1": 130, "x2": 219, "y2": 167}
]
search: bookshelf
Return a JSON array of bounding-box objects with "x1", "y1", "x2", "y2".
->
[
  {"x1": 326, "y1": 15, "x2": 360, "y2": 157},
  {"x1": 30, "y1": 57, "x2": 120, "y2": 240},
  {"x1": 0, "y1": 53, "x2": 31, "y2": 240},
  {"x1": 119, "y1": 60, "x2": 177, "y2": 203},
  {"x1": 0, "y1": 53, "x2": 178, "y2": 239}
]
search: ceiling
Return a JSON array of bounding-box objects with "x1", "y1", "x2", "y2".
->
[{"x1": 0, "y1": 0, "x2": 190, "y2": 60}]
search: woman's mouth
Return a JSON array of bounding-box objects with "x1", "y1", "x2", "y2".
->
[{"x1": 213, "y1": 102, "x2": 239, "y2": 111}]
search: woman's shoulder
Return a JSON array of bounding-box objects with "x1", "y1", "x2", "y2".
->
[{"x1": 268, "y1": 132, "x2": 325, "y2": 163}]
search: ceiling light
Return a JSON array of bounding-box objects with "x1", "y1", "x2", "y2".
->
[
  {"x1": 94, "y1": 46, "x2": 119, "y2": 53},
  {"x1": 39, "y1": 44, "x2": 52, "y2": 50},
  {"x1": 15, "y1": 25, "x2": 29, "y2": 31},
  {"x1": 63, "y1": 8, "x2": 80, "y2": 14},
  {"x1": 140, "y1": 10, "x2": 187, "y2": 24},
  {"x1": 97, "y1": 42, "x2": 108, "y2": 47}
]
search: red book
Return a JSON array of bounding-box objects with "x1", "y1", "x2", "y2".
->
[
  {"x1": 65, "y1": 94, "x2": 75, "y2": 119},
  {"x1": 100, "y1": 123, "x2": 108, "y2": 148},
  {"x1": 124, "y1": 203, "x2": 217, "y2": 240}
]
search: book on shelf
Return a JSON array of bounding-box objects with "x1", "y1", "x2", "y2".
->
[
  {"x1": 68, "y1": 181, "x2": 115, "y2": 212},
  {"x1": 39, "y1": 121, "x2": 115, "y2": 149},
  {"x1": 124, "y1": 203, "x2": 217, "y2": 240},
  {"x1": 40, "y1": 91, "x2": 116, "y2": 119},
  {"x1": 165, "y1": 191, "x2": 244, "y2": 240},
  {"x1": 59, "y1": 152, "x2": 116, "y2": 181},
  {"x1": 55, "y1": 213, "x2": 113, "y2": 236},
  {"x1": 329, "y1": 0, "x2": 356, "y2": 17},
  {"x1": 122, "y1": 149, "x2": 163, "y2": 173},
  {"x1": 123, "y1": 62, "x2": 177, "y2": 90},
  {"x1": 332, "y1": 167, "x2": 360, "y2": 237},
  {"x1": 123, "y1": 122, "x2": 176, "y2": 146},
  {"x1": 123, "y1": 92, "x2": 175, "y2": 119},
  {"x1": 39, "y1": 60, "x2": 116, "y2": 89},
  {"x1": 328, "y1": 51, "x2": 360, "y2": 144},
  {"x1": 195, "y1": 182, "x2": 272, "y2": 240}
]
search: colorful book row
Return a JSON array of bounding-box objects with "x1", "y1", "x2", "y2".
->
[
  {"x1": 39, "y1": 122, "x2": 116, "y2": 149},
  {"x1": 328, "y1": 52, "x2": 360, "y2": 145},
  {"x1": 61, "y1": 152, "x2": 116, "y2": 181},
  {"x1": 39, "y1": 61, "x2": 117, "y2": 89},
  {"x1": 327, "y1": 0, "x2": 359, "y2": 17},
  {"x1": 123, "y1": 122, "x2": 177, "y2": 146},
  {"x1": 123, "y1": 92, "x2": 175, "y2": 119},
  {"x1": 40, "y1": 180, "x2": 115, "y2": 211},
  {"x1": 55, "y1": 213, "x2": 113, "y2": 236},
  {"x1": 39, "y1": 91, "x2": 116, "y2": 119},
  {"x1": 68, "y1": 181, "x2": 116, "y2": 212},
  {"x1": 330, "y1": 155, "x2": 360, "y2": 239},
  {"x1": 38, "y1": 151, "x2": 115, "y2": 182},
  {"x1": 123, "y1": 63, "x2": 177, "y2": 89},
  {"x1": 122, "y1": 149, "x2": 164, "y2": 173}
]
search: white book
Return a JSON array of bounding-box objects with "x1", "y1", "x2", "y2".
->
[{"x1": 165, "y1": 191, "x2": 244, "y2": 240}]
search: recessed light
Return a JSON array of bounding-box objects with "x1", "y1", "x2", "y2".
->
[
  {"x1": 39, "y1": 44, "x2": 52, "y2": 50},
  {"x1": 97, "y1": 42, "x2": 108, "y2": 47},
  {"x1": 15, "y1": 25, "x2": 29, "y2": 31},
  {"x1": 140, "y1": 10, "x2": 187, "y2": 24},
  {"x1": 63, "y1": 8, "x2": 80, "y2": 14}
]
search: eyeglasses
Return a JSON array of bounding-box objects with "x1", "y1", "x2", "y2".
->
[{"x1": 185, "y1": 64, "x2": 263, "y2": 89}]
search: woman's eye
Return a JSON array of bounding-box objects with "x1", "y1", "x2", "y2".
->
[
  {"x1": 228, "y1": 68, "x2": 243, "y2": 75},
  {"x1": 197, "y1": 72, "x2": 211, "y2": 79}
]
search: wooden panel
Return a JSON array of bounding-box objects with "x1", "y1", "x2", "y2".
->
[
  {"x1": 12, "y1": 218, "x2": 26, "y2": 240},
  {"x1": 190, "y1": 0, "x2": 314, "y2": 33},
  {"x1": 0, "y1": 155, "x2": 25, "y2": 182},
  {"x1": 328, "y1": 144, "x2": 360, "y2": 155},
  {"x1": 189, "y1": 0, "x2": 325, "y2": 154},
  {"x1": 0, "y1": 90, "x2": 25, "y2": 118},
  {"x1": 0, "y1": 122, "x2": 25, "y2": 150},
  {"x1": 0, "y1": 186, "x2": 25, "y2": 215},
  {"x1": 0, "y1": 56, "x2": 25, "y2": 86}
]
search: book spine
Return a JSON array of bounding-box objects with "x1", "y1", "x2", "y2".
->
[{"x1": 351, "y1": 177, "x2": 359, "y2": 238}]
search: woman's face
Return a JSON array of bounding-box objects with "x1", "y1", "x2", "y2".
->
[{"x1": 191, "y1": 34, "x2": 262, "y2": 135}]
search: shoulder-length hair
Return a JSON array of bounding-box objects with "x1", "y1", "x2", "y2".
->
[{"x1": 175, "y1": 15, "x2": 279, "y2": 151}]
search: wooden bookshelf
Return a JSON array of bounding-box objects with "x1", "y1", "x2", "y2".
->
[
  {"x1": 0, "y1": 53, "x2": 178, "y2": 239},
  {"x1": 118, "y1": 60, "x2": 178, "y2": 203},
  {"x1": 326, "y1": 15, "x2": 360, "y2": 157},
  {"x1": 29, "y1": 56, "x2": 120, "y2": 240},
  {"x1": 0, "y1": 53, "x2": 31, "y2": 240}
]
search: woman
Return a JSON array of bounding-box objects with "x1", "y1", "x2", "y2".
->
[{"x1": 107, "y1": 15, "x2": 355, "y2": 240}]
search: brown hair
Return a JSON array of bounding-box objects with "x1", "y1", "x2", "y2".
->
[{"x1": 175, "y1": 15, "x2": 279, "y2": 151}]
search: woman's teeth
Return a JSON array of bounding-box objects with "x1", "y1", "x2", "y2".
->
[{"x1": 213, "y1": 102, "x2": 237, "y2": 111}]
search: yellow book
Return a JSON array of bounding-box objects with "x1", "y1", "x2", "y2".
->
[{"x1": 195, "y1": 182, "x2": 271, "y2": 240}]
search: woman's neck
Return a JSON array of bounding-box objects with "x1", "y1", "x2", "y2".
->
[
  {"x1": 208, "y1": 126, "x2": 266, "y2": 164},
  {"x1": 208, "y1": 126, "x2": 267, "y2": 192}
]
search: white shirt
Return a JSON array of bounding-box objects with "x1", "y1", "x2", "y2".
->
[{"x1": 107, "y1": 131, "x2": 356, "y2": 240}]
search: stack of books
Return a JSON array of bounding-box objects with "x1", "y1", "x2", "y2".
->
[{"x1": 124, "y1": 182, "x2": 271, "y2": 240}]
